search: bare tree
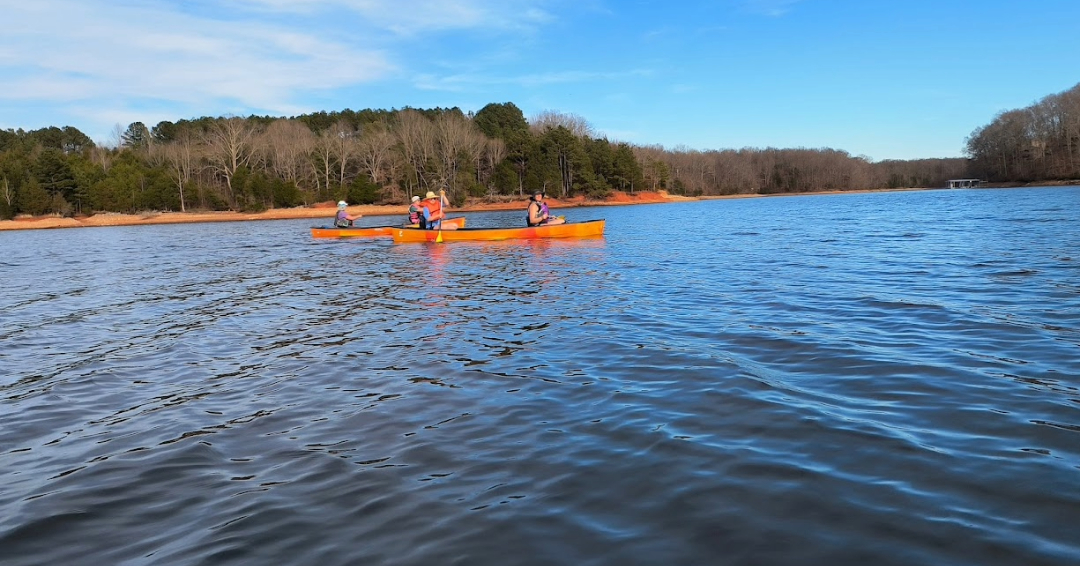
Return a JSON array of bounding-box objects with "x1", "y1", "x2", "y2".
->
[
  {"x1": 964, "y1": 83, "x2": 1080, "y2": 182},
  {"x1": 88, "y1": 145, "x2": 113, "y2": 173},
  {"x1": 482, "y1": 137, "x2": 506, "y2": 195},
  {"x1": 529, "y1": 110, "x2": 594, "y2": 138},
  {"x1": 665, "y1": 146, "x2": 715, "y2": 194},
  {"x1": 1062, "y1": 86, "x2": 1080, "y2": 175},
  {"x1": 434, "y1": 112, "x2": 485, "y2": 198},
  {"x1": 1034, "y1": 86, "x2": 1080, "y2": 177},
  {"x1": 261, "y1": 120, "x2": 314, "y2": 189},
  {"x1": 154, "y1": 131, "x2": 197, "y2": 212},
  {"x1": 356, "y1": 121, "x2": 397, "y2": 197},
  {"x1": 327, "y1": 119, "x2": 360, "y2": 192},
  {"x1": 632, "y1": 145, "x2": 669, "y2": 191},
  {"x1": 202, "y1": 116, "x2": 259, "y2": 206},
  {"x1": 711, "y1": 149, "x2": 757, "y2": 194},
  {"x1": 312, "y1": 128, "x2": 338, "y2": 201},
  {"x1": 1, "y1": 177, "x2": 13, "y2": 209},
  {"x1": 109, "y1": 123, "x2": 125, "y2": 149},
  {"x1": 394, "y1": 109, "x2": 438, "y2": 194}
]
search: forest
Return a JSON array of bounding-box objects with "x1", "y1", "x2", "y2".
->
[
  {"x1": 3, "y1": 81, "x2": 1077, "y2": 220},
  {"x1": 965, "y1": 82, "x2": 1080, "y2": 182}
]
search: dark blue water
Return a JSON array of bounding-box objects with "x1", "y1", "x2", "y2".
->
[{"x1": 2, "y1": 187, "x2": 1078, "y2": 566}]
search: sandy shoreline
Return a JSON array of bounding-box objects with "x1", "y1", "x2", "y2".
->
[
  {"x1": 0, "y1": 191, "x2": 693, "y2": 231},
  {"x1": 0, "y1": 188, "x2": 931, "y2": 232},
  {"x1": 2, "y1": 183, "x2": 1072, "y2": 232},
  {"x1": 0, "y1": 187, "x2": 944, "y2": 232}
]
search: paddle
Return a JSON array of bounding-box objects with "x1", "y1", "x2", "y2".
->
[{"x1": 435, "y1": 189, "x2": 447, "y2": 243}]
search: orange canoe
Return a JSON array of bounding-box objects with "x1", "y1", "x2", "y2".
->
[
  {"x1": 391, "y1": 219, "x2": 605, "y2": 243},
  {"x1": 312, "y1": 217, "x2": 465, "y2": 238}
]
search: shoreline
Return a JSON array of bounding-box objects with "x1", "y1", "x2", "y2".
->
[
  {"x1": 1, "y1": 185, "x2": 1069, "y2": 232},
  {"x1": 0, "y1": 190, "x2": 692, "y2": 231}
]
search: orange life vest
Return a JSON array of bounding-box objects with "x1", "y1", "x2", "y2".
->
[{"x1": 425, "y1": 198, "x2": 445, "y2": 222}]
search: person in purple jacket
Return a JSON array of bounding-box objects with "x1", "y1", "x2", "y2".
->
[{"x1": 334, "y1": 201, "x2": 362, "y2": 227}]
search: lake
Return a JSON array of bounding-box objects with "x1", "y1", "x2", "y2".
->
[{"x1": 1, "y1": 187, "x2": 1078, "y2": 566}]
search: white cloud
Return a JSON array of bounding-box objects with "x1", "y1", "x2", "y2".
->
[
  {"x1": 230, "y1": 0, "x2": 555, "y2": 34},
  {"x1": 0, "y1": 0, "x2": 558, "y2": 138},
  {"x1": 1, "y1": 2, "x2": 393, "y2": 105}
]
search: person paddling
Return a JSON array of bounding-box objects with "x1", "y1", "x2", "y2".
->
[
  {"x1": 421, "y1": 189, "x2": 450, "y2": 230},
  {"x1": 334, "y1": 200, "x2": 362, "y2": 227},
  {"x1": 526, "y1": 191, "x2": 565, "y2": 226}
]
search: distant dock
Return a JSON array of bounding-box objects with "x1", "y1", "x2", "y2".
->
[{"x1": 946, "y1": 178, "x2": 984, "y2": 188}]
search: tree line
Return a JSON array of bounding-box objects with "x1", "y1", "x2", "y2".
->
[
  {"x1": 965, "y1": 82, "x2": 1080, "y2": 182},
  {"x1": 2, "y1": 101, "x2": 983, "y2": 220}
]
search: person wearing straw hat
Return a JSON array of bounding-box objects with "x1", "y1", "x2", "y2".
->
[{"x1": 420, "y1": 189, "x2": 450, "y2": 230}]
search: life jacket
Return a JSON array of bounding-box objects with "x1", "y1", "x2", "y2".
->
[
  {"x1": 335, "y1": 210, "x2": 350, "y2": 228},
  {"x1": 408, "y1": 204, "x2": 422, "y2": 225},
  {"x1": 425, "y1": 198, "x2": 445, "y2": 223},
  {"x1": 526, "y1": 201, "x2": 549, "y2": 226}
]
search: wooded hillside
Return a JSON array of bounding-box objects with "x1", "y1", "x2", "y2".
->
[
  {"x1": 965, "y1": 82, "x2": 1080, "y2": 182},
  {"x1": 0, "y1": 98, "x2": 1012, "y2": 220}
]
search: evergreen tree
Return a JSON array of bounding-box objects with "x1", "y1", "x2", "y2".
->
[
  {"x1": 474, "y1": 102, "x2": 529, "y2": 140},
  {"x1": 33, "y1": 148, "x2": 78, "y2": 201},
  {"x1": 31, "y1": 126, "x2": 65, "y2": 150},
  {"x1": 17, "y1": 177, "x2": 52, "y2": 215},
  {"x1": 152, "y1": 121, "x2": 179, "y2": 143},
  {"x1": 272, "y1": 178, "x2": 303, "y2": 208},
  {"x1": 122, "y1": 122, "x2": 151, "y2": 149},
  {"x1": 612, "y1": 143, "x2": 644, "y2": 192},
  {"x1": 60, "y1": 126, "x2": 93, "y2": 154},
  {"x1": 348, "y1": 174, "x2": 380, "y2": 205},
  {"x1": 538, "y1": 126, "x2": 595, "y2": 197}
]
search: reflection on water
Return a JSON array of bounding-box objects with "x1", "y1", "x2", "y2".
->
[{"x1": 1, "y1": 187, "x2": 1079, "y2": 566}]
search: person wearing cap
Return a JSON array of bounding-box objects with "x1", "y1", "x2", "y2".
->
[
  {"x1": 334, "y1": 200, "x2": 362, "y2": 228},
  {"x1": 406, "y1": 195, "x2": 424, "y2": 227},
  {"x1": 526, "y1": 191, "x2": 565, "y2": 227},
  {"x1": 420, "y1": 189, "x2": 450, "y2": 230}
]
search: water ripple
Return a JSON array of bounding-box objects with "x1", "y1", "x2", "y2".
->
[{"x1": 1, "y1": 188, "x2": 1079, "y2": 565}]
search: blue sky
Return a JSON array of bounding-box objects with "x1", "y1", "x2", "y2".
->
[{"x1": 1, "y1": 0, "x2": 1077, "y2": 160}]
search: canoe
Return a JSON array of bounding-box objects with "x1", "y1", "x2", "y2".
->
[
  {"x1": 311, "y1": 217, "x2": 465, "y2": 238},
  {"x1": 391, "y1": 219, "x2": 605, "y2": 243}
]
